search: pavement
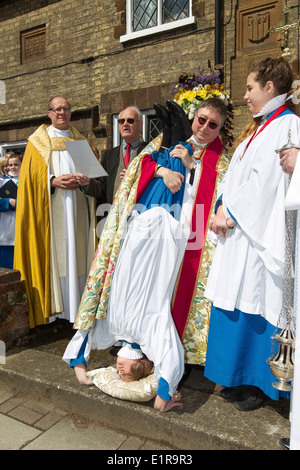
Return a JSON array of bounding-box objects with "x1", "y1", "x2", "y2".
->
[{"x1": 0, "y1": 320, "x2": 291, "y2": 451}]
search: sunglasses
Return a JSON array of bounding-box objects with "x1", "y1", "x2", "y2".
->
[
  {"x1": 197, "y1": 115, "x2": 221, "y2": 130},
  {"x1": 118, "y1": 118, "x2": 136, "y2": 124}
]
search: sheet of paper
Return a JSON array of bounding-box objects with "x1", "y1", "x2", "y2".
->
[{"x1": 64, "y1": 140, "x2": 108, "y2": 178}]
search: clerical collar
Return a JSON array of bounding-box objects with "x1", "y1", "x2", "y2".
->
[
  {"x1": 253, "y1": 93, "x2": 287, "y2": 119},
  {"x1": 51, "y1": 125, "x2": 70, "y2": 137},
  {"x1": 187, "y1": 135, "x2": 207, "y2": 147}
]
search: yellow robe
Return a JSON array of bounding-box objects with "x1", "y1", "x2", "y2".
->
[{"x1": 14, "y1": 124, "x2": 96, "y2": 328}]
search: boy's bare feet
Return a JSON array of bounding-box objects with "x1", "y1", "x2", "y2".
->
[{"x1": 74, "y1": 364, "x2": 94, "y2": 385}]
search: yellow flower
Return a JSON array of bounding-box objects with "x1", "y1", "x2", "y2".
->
[{"x1": 196, "y1": 89, "x2": 207, "y2": 100}]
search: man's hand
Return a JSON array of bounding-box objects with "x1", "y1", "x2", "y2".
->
[
  {"x1": 120, "y1": 169, "x2": 127, "y2": 180},
  {"x1": 154, "y1": 395, "x2": 183, "y2": 412},
  {"x1": 170, "y1": 144, "x2": 194, "y2": 170},
  {"x1": 156, "y1": 167, "x2": 184, "y2": 194},
  {"x1": 75, "y1": 173, "x2": 90, "y2": 186},
  {"x1": 51, "y1": 174, "x2": 79, "y2": 190},
  {"x1": 51, "y1": 173, "x2": 90, "y2": 190}
]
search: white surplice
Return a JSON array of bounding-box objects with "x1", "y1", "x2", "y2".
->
[
  {"x1": 285, "y1": 151, "x2": 300, "y2": 450},
  {"x1": 205, "y1": 111, "x2": 300, "y2": 328},
  {"x1": 47, "y1": 126, "x2": 88, "y2": 323}
]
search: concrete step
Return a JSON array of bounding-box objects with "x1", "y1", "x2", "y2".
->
[{"x1": 0, "y1": 322, "x2": 290, "y2": 450}]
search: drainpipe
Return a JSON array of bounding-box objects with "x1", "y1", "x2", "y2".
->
[{"x1": 215, "y1": 0, "x2": 221, "y2": 66}]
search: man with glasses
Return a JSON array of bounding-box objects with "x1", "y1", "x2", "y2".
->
[
  {"x1": 14, "y1": 96, "x2": 102, "y2": 328},
  {"x1": 98, "y1": 106, "x2": 147, "y2": 207}
]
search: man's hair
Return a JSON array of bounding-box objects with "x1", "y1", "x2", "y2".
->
[
  {"x1": 195, "y1": 97, "x2": 227, "y2": 124},
  {"x1": 118, "y1": 106, "x2": 143, "y2": 121},
  {"x1": 48, "y1": 96, "x2": 71, "y2": 111},
  {"x1": 121, "y1": 357, "x2": 154, "y2": 382}
]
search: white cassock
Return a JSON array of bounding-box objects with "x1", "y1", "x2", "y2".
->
[
  {"x1": 47, "y1": 125, "x2": 90, "y2": 323},
  {"x1": 285, "y1": 151, "x2": 300, "y2": 450}
]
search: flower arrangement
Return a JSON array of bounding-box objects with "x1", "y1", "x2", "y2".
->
[{"x1": 172, "y1": 64, "x2": 234, "y2": 148}]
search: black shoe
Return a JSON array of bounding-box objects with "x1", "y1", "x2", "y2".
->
[
  {"x1": 166, "y1": 99, "x2": 192, "y2": 144},
  {"x1": 153, "y1": 103, "x2": 172, "y2": 149},
  {"x1": 280, "y1": 438, "x2": 290, "y2": 450},
  {"x1": 220, "y1": 385, "x2": 247, "y2": 403},
  {"x1": 232, "y1": 386, "x2": 265, "y2": 411}
]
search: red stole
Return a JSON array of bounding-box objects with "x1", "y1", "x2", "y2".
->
[
  {"x1": 171, "y1": 136, "x2": 224, "y2": 338},
  {"x1": 136, "y1": 154, "x2": 157, "y2": 201}
]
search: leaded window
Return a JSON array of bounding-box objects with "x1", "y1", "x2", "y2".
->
[{"x1": 121, "y1": 0, "x2": 195, "y2": 42}]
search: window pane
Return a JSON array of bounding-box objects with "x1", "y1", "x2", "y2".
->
[
  {"x1": 148, "y1": 116, "x2": 162, "y2": 141},
  {"x1": 133, "y1": 0, "x2": 157, "y2": 32},
  {"x1": 162, "y1": 0, "x2": 189, "y2": 23}
]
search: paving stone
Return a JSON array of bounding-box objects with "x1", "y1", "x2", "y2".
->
[
  {"x1": 21, "y1": 399, "x2": 55, "y2": 414},
  {"x1": 0, "y1": 389, "x2": 12, "y2": 405},
  {"x1": 118, "y1": 436, "x2": 144, "y2": 450},
  {"x1": 0, "y1": 414, "x2": 41, "y2": 450},
  {"x1": 0, "y1": 397, "x2": 25, "y2": 413},
  {"x1": 23, "y1": 416, "x2": 127, "y2": 450},
  {"x1": 35, "y1": 409, "x2": 68, "y2": 431},
  {"x1": 141, "y1": 441, "x2": 174, "y2": 450},
  {"x1": 8, "y1": 405, "x2": 43, "y2": 425}
]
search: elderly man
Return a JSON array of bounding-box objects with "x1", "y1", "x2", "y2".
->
[
  {"x1": 98, "y1": 106, "x2": 147, "y2": 207},
  {"x1": 14, "y1": 96, "x2": 102, "y2": 328},
  {"x1": 63, "y1": 97, "x2": 230, "y2": 411}
]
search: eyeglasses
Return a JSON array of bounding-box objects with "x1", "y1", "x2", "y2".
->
[
  {"x1": 118, "y1": 118, "x2": 136, "y2": 125},
  {"x1": 49, "y1": 107, "x2": 71, "y2": 113},
  {"x1": 196, "y1": 115, "x2": 221, "y2": 130}
]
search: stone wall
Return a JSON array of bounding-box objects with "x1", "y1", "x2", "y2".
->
[{"x1": 0, "y1": 268, "x2": 29, "y2": 350}]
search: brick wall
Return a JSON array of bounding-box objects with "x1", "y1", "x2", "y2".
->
[
  {"x1": 0, "y1": 0, "x2": 234, "y2": 151},
  {"x1": 0, "y1": 268, "x2": 29, "y2": 350},
  {"x1": 0, "y1": 0, "x2": 298, "y2": 151}
]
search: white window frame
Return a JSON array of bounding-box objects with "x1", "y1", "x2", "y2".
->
[
  {"x1": 120, "y1": 0, "x2": 195, "y2": 43},
  {"x1": 113, "y1": 109, "x2": 156, "y2": 146},
  {"x1": 0, "y1": 140, "x2": 27, "y2": 157}
]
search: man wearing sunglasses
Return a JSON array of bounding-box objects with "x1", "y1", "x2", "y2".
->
[
  {"x1": 98, "y1": 106, "x2": 148, "y2": 208},
  {"x1": 156, "y1": 99, "x2": 226, "y2": 194},
  {"x1": 68, "y1": 98, "x2": 231, "y2": 410}
]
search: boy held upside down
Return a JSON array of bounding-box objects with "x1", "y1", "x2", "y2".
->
[{"x1": 63, "y1": 207, "x2": 188, "y2": 412}]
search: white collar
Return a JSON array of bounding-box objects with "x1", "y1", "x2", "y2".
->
[{"x1": 253, "y1": 93, "x2": 287, "y2": 118}]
